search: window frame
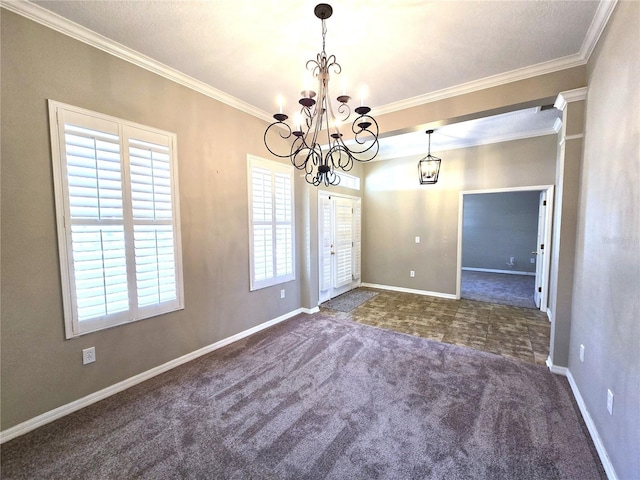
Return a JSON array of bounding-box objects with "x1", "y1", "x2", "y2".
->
[
  {"x1": 48, "y1": 100, "x2": 184, "y2": 338},
  {"x1": 334, "y1": 171, "x2": 361, "y2": 190},
  {"x1": 247, "y1": 155, "x2": 295, "y2": 291}
]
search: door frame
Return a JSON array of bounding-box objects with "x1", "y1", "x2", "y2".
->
[
  {"x1": 534, "y1": 190, "x2": 547, "y2": 308},
  {"x1": 318, "y1": 190, "x2": 362, "y2": 303},
  {"x1": 456, "y1": 185, "x2": 554, "y2": 312}
]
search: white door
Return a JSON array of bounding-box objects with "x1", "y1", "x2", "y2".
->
[
  {"x1": 534, "y1": 191, "x2": 547, "y2": 309},
  {"x1": 318, "y1": 192, "x2": 361, "y2": 303}
]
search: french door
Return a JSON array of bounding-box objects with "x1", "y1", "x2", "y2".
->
[{"x1": 318, "y1": 192, "x2": 361, "y2": 303}]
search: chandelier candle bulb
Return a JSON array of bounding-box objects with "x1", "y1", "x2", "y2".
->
[
  {"x1": 359, "y1": 86, "x2": 367, "y2": 106},
  {"x1": 263, "y1": 3, "x2": 380, "y2": 187}
]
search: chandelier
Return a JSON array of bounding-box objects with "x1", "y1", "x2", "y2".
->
[
  {"x1": 418, "y1": 129, "x2": 441, "y2": 184},
  {"x1": 263, "y1": 3, "x2": 379, "y2": 186}
]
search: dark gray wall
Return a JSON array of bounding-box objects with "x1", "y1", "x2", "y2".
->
[
  {"x1": 569, "y1": 2, "x2": 640, "y2": 478},
  {"x1": 462, "y1": 191, "x2": 540, "y2": 273}
]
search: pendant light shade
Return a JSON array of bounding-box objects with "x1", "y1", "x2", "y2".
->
[{"x1": 418, "y1": 129, "x2": 441, "y2": 185}]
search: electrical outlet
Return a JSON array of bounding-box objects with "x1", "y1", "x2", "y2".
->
[
  {"x1": 82, "y1": 347, "x2": 96, "y2": 365},
  {"x1": 607, "y1": 389, "x2": 614, "y2": 415},
  {"x1": 410, "y1": 270, "x2": 415, "y2": 278},
  {"x1": 280, "y1": 289, "x2": 285, "y2": 299},
  {"x1": 579, "y1": 344, "x2": 585, "y2": 362},
  {"x1": 530, "y1": 257, "x2": 536, "y2": 264},
  {"x1": 415, "y1": 236, "x2": 421, "y2": 244}
]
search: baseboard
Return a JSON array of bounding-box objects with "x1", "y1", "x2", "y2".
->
[
  {"x1": 462, "y1": 267, "x2": 536, "y2": 276},
  {"x1": 546, "y1": 356, "x2": 569, "y2": 376},
  {"x1": 361, "y1": 283, "x2": 457, "y2": 300},
  {"x1": 0, "y1": 307, "x2": 309, "y2": 444},
  {"x1": 566, "y1": 371, "x2": 619, "y2": 480},
  {"x1": 545, "y1": 358, "x2": 618, "y2": 479}
]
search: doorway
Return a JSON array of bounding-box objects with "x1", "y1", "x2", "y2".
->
[
  {"x1": 318, "y1": 191, "x2": 362, "y2": 303},
  {"x1": 456, "y1": 185, "x2": 554, "y2": 312}
]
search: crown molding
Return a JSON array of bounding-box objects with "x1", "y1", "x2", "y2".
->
[
  {"x1": 373, "y1": 0, "x2": 617, "y2": 117},
  {"x1": 554, "y1": 87, "x2": 588, "y2": 111},
  {"x1": 580, "y1": 0, "x2": 618, "y2": 61},
  {"x1": 372, "y1": 53, "x2": 585, "y2": 117},
  {"x1": 0, "y1": 0, "x2": 274, "y2": 123},
  {"x1": 1, "y1": 0, "x2": 615, "y2": 121}
]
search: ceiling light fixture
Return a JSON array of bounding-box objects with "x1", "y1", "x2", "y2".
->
[
  {"x1": 418, "y1": 130, "x2": 441, "y2": 185},
  {"x1": 263, "y1": 3, "x2": 379, "y2": 187}
]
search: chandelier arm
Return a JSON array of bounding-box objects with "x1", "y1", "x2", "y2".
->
[
  {"x1": 326, "y1": 143, "x2": 354, "y2": 172},
  {"x1": 264, "y1": 121, "x2": 300, "y2": 159}
]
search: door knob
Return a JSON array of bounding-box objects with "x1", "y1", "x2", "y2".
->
[{"x1": 531, "y1": 251, "x2": 538, "y2": 255}]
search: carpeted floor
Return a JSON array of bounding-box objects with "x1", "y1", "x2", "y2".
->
[
  {"x1": 461, "y1": 270, "x2": 536, "y2": 308},
  {"x1": 1, "y1": 314, "x2": 605, "y2": 479}
]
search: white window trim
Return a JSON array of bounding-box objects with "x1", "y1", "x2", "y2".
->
[
  {"x1": 49, "y1": 100, "x2": 184, "y2": 338},
  {"x1": 247, "y1": 155, "x2": 295, "y2": 291},
  {"x1": 335, "y1": 171, "x2": 361, "y2": 190}
]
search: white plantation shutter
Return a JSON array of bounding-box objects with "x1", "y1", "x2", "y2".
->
[
  {"x1": 248, "y1": 156, "x2": 294, "y2": 290},
  {"x1": 274, "y1": 172, "x2": 293, "y2": 277},
  {"x1": 319, "y1": 194, "x2": 332, "y2": 292},
  {"x1": 49, "y1": 101, "x2": 183, "y2": 338},
  {"x1": 252, "y1": 167, "x2": 274, "y2": 282},
  {"x1": 352, "y1": 200, "x2": 362, "y2": 281},
  {"x1": 334, "y1": 197, "x2": 353, "y2": 288},
  {"x1": 127, "y1": 133, "x2": 179, "y2": 313}
]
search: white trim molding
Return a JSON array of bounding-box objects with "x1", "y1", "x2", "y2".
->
[
  {"x1": 375, "y1": 0, "x2": 615, "y2": 118},
  {"x1": 0, "y1": 307, "x2": 310, "y2": 444},
  {"x1": 1, "y1": 0, "x2": 615, "y2": 122},
  {"x1": 554, "y1": 87, "x2": 589, "y2": 111},
  {"x1": 462, "y1": 267, "x2": 535, "y2": 276},
  {"x1": 456, "y1": 185, "x2": 555, "y2": 311},
  {"x1": 374, "y1": 54, "x2": 585, "y2": 116},
  {"x1": 360, "y1": 283, "x2": 457, "y2": 300},
  {"x1": 546, "y1": 356, "x2": 569, "y2": 376},
  {"x1": 566, "y1": 371, "x2": 620, "y2": 480},
  {"x1": 579, "y1": 0, "x2": 618, "y2": 62},
  {"x1": 545, "y1": 359, "x2": 619, "y2": 478}
]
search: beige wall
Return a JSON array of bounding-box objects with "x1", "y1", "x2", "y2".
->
[
  {"x1": 570, "y1": 2, "x2": 640, "y2": 478},
  {"x1": 0, "y1": 5, "x2": 604, "y2": 442},
  {"x1": 0, "y1": 11, "x2": 299, "y2": 429},
  {"x1": 374, "y1": 67, "x2": 585, "y2": 136},
  {"x1": 361, "y1": 136, "x2": 557, "y2": 294}
]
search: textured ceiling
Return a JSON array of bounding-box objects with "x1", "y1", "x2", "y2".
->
[{"x1": 20, "y1": 0, "x2": 610, "y2": 152}]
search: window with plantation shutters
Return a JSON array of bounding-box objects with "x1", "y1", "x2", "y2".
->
[
  {"x1": 49, "y1": 100, "x2": 184, "y2": 338},
  {"x1": 247, "y1": 156, "x2": 295, "y2": 291}
]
